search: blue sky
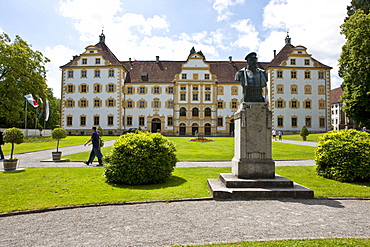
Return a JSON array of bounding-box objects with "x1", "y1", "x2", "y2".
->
[{"x1": 0, "y1": 0, "x2": 350, "y2": 97}]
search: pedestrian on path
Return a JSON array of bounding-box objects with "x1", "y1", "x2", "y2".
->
[
  {"x1": 84, "y1": 126, "x2": 103, "y2": 166},
  {"x1": 272, "y1": 129, "x2": 277, "y2": 141},
  {"x1": 0, "y1": 130, "x2": 4, "y2": 160},
  {"x1": 278, "y1": 130, "x2": 283, "y2": 141}
]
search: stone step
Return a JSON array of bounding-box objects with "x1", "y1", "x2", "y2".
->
[
  {"x1": 208, "y1": 177, "x2": 314, "y2": 200},
  {"x1": 219, "y1": 173, "x2": 293, "y2": 188}
]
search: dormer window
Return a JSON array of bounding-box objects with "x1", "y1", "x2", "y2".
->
[
  {"x1": 182, "y1": 73, "x2": 187, "y2": 79},
  {"x1": 95, "y1": 58, "x2": 100, "y2": 64},
  {"x1": 82, "y1": 58, "x2": 87, "y2": 65},
  {"x1": 141, "y1": 75, "x2": 148, "y2": 81},
  {"x1": 90, "y1": 51, "x2": 94, "y2": 53}
]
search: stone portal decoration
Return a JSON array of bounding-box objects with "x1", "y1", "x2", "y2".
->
[{"x1": 207, "y1": 52, "x2": 314, "y2": 199}]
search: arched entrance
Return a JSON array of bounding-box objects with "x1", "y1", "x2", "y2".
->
[
  {"x1": 229, "y1": 119, "x2": 235, "y2": 136},
  {"x1": 151, "y1": 118, "x2": 161, "y2": 132},
  {"x1": 205, "y1": 123, "x2": 211, "y2": 136},
  {"x1": 192, "y1": 123, "x2": 199, "y2": 136},
  {"x1": 179, "y1": 123, "x2": 186, "y2": 135}
]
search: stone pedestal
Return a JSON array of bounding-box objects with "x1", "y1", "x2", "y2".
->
[
  {"x1": 231, "y1": 102, "x2": 275, "y2": 179},
  {"x1": 208, "y1": 102, "x2": 314, "y2": 199}
]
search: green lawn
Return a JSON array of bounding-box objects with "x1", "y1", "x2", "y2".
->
[
  {"x1": 1, "y1": 136, "x2": 117, "y2": 155},
  {"x1": 63, "y1": 137, "x2": 316, "y2": 161},
  {"x1": 1, "y1": 166, "x2": 369, "y2": 213},
  {"x1": 174, "y1": 238, "x2": 370, "y2": 247},
  {"x1": 283, "y1": 133, "x2": 323, "y2": 142}
]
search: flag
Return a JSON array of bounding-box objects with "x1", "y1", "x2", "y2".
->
[
  {"x1": 24, "y1": 94, "x2": 39, "y2": 108},
  {"x1": 45, "y1": 100, "x2": 50, "y2": 121},
  {"x1": 37, "y1": 98, "x2": 44, "y2": 119}
]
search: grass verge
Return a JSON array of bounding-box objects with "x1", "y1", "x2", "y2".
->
[
  {"x1": 173, "y1": 238, "x2": 370, "y2": 247},
  {"x1": 63, "y1": 137, "x2": 316, "y2": 161},
  {"x1": 282, "y1": 133, "x2": 323, "y2": 142},
  {"x1": 1, "y1": 166, "x2": 369, "y2": 213}
]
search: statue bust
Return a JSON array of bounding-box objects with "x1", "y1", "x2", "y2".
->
[{"x1": 235, "y1": 52, "x2": 268, "y2": 102}]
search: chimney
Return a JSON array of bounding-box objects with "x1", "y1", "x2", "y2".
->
[
  {"x1": 273, "y1": 50, "x2": 276, "y2": 57},
  {"x1": 129, "y1": 58, "x2": 132, "y2": 62},
  {"x1": 229, "y1": 56, "x2": 232, "y2": 63},
  {"x1": 156, "y1": 56, "x2": 159, "y2": 63}
]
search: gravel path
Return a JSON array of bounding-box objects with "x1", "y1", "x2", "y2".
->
[{"x1": 1, "y1": 199, "x2": 369, "y2": 246}]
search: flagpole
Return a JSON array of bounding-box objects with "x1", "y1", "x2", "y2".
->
[{"x1": 25, "y1": 99, "x2": 28, "y2": 137}]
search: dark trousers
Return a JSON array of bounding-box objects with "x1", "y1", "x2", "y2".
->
[
  {"x1": 87, "y1": 147, "x2": 103, "y2": 164},
  {"x1": 0, "y1": 145, "x2": 4, "y2": 159}
]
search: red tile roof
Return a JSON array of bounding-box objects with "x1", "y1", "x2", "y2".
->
[{"x1": 331, "y1": 87, "x2": 343, "y2": 104}]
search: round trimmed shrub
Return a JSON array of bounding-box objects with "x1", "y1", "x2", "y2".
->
[
  {"x1": 104, "y1": 132, "x2": 178, "y2": 185},
  {"x1": 315, "y1": 129, "x2": 370, "y2": 182}
]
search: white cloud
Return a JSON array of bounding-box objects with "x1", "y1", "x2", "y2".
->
[
  {"x1": 212, "y1": 0, "x2": 246, "y2": 21},
  {"x1": 230, "y1": 19, "x2": 260, "y2": 51},
  {"x1": 43, "y1": 45, "x2": 78, "y2": 97}
]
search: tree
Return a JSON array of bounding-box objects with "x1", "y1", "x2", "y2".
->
[
  {"x1": 0, "y1": 32, "x2": 49, "y2": 126},
  {"x1": 338, "y1": 10, "x2": 370, "y2": 127},
  {"x1": 300, "y1": 125, "x2": 309, "y2": 141},
  {"x1": 346, "y1": 0, "x2": 370, "y2": 21}
]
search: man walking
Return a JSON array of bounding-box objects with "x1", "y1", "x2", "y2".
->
[{"x1": 84, "y1": 126, "x2": 103, "y2": 166}]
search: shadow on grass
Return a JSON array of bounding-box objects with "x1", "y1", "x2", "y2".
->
[
  {"x1": 107, "y1": 175, "x2": 187, "y2": 190},
  {"x1": 1, "y1": 170, "x2": 26, "y2": 174}
]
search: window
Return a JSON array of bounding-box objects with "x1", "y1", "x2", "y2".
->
[
  {"x1": 109, "y1": 69, "x2": 114, "y2": 77},
  {"x1": 94, "y1": 116, "x2": 100, "y2": 126},
  {"x1": 318, "y1": 99, "x2": 325, "y2": 109},
  {"x1": 180, "y1": 86, "x2": 186, "y2": 90},
  {"x1": 108, "y1": 84, "x2": 115, "y2": 92},
  {"x1": 139, "y1": 117, "x2": 145, "y2": 126},
  {"x1": 318, "y1": 71, "x2": 324, "y2": 79},
  {"x1": 67, "y1": 84, "x2": 74, "y2": 93},
  {"x1": 217, "y1": 117, "x2": 223, "y2": 126},
  {"x1": 79, "y1": 99, "x2": 87, "y2": 108},
  {"x1": 141, "y1": 75, "x2": 147, "y2": 81},
  {"x1": 68, "y1": 70, "x2": 73, "y2": 78},
  {"x1": 139, "y1": 87, "x2": 146, "y2": 94},
  {"x1": 94, "y1": 99, "x2": 101, "y2": 107},
  {"x1": 67, "y1": 116, "x2": 73, "y2": 126},
  {"x1": 153, "y1": 86, "x2": 160, "y2": 94},
  {"x1": 217, "y1": 101, "x2": 224, "y2": 109},
  {"x1": 107, "y1": 116, "x2": 114, "y2": 126},
  {"x1": 276, "y1": 84, "x2": 284, "y2": 94},
  {"x1": 180, "y1": 93, "x2": 186, "y2": 101},
  {"x1": 277, "y1": 70, "x2": 283, "y2": 78},
  {"x1": 231, "y1": 101, "x2": 237, "y2": 109},
  {"x1": 80, "y1": 84, "x2": 87, "y2": 93},
  {"x1": 305, "y1": 117, "x2": 312, "y2": 127},
  {"x1": 181, "y1": 73, "x2": 187, "y2": 79},
  {"x1": 304, "y1": 59, "x2": 310, "y2": 65},
  {"x1": 193, "y1": 86, "x2": 198, "y2": 91},
  {"x1": 139, "y1": 101, "x2": 145, "y2": 108},
  {"x1": 205, "y1": 74, "x2": 210, "y2": 79},
  {"x1": 127, "y1": 100, "x2": 133, "y2": 108},
  {"x1": 304, "y1": 85, "x2": 312, "y2": 94},
  {"x1": 291, "y1": 117, "x2": 298, "y2": 127},
  {"x1": 107, "y1": 99, "x2": 114, "y2": 107},
  {"x1": 167, "y1": 87, "x2": 174, "y2": 94},
  {"x1": 318, "y1": 85, "x2": 325, "y2": 95},
  {"x1": 304, "y1": 100, "x2": 311, "y2": 109},
  {"x1": 127, "y1": 116, "x2": 132, "y2": 126},
  {"x1": 192, "y1": 108, "x2": 199, "y2": 117},
  {"x1": 94, "y1": 70, "x2": 100, "y2": 78},
  {"x1": 81, "y1": 70, "x2": 87, "y2": 78},
  {"x1": 180, "y1": 107, "x2": 186, "y2": 117},
  {"x1": 291, "y1": 71, "x2": 297, "y2": 79},
  {"x1": 167, "y1": 117, "x2": 173, "y2": 126},
  {"x1": 205, "y1": 108, "x2": 211, "y2": 117},
  {"x1": 205, "y1": 86, "x2": 211, "y2": 91},
  {"x1": 304, "y1": 71, "x2": 311, "y2": 79},
  {"x1": 193, "y1": 93, "x2": 198, "y2": 101},
  {"x1": 319, "y1": 117, "x2": 326, "y2": 128},
  {"x1": 277, "y1": 100, "x2": 284, "y2": 108},
  {"x1": 231, "y1": 86, "x2": 238, "y2": 95},
  {"x1": 291, "y1": 85, "x2": 298, "y2": 94},
  {"x1": 127, "y1": 87, "x2": 133, "y2": 94},
  {"x1": 82, "y1": 58, "x2": 87, "y2": 65},
  {"x1": 66, "y1": 99, "x2": 74, "y2": 108},
  {"x1": 80, "y1": 116, "x2": 86, "y2": 126},
  {"x1": 205, "y1": 93, "x2": 211, "y2": 101},
  {"x1": 290, "y1": 59, "x2": 296, "y2": 65},
  {"x1": 153, "y1": 100, "x2": 159, "y2": 108},
  {"x1": 290, "y1": 99, "x2": 298, "y2": 109},
  {"x1": 277, "y1": 117, "x2": 284, "y2": 127},
  {"x1": 95, "y1": 58, "x2": 100, "y2": 64},
  {"x1": 167, "y1": 100, "x2": 174, "y2": 109},
  {"x1": 218, "y1": 86, "x2": 224, "y2": 95},
  {"x1": 94, "y1": 84, "x2": 101, "y2": 93}
]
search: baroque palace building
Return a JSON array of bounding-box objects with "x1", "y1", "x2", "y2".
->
[{"x1": 60, "y1": 33, "x2": 331, "y2": 136}]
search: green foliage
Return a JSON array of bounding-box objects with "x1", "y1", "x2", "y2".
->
[
  {"x1": 3, "y1": 127, "x2": 24, "y2": 159},
  {"x1": 346, "y1": 0, "x2": 370, "y2": 20},
  {"x1": 97, "y1": 126, "x2": 104, "y2": 137},
  {"x1": 300, "y1": 125, "x2": 309, "y2": 140},
  {"x1": 315, "y1": 129, "x2": 370, "y2": 182},
  {"x1": 339, "y1": 10, "x2": 370, "y2": 127},
  {"x1": 0, "y1": 32, "x2": 49, "y2": 126},
  {"x1": 52, "y1": 128, "x2": 67, "y2": 152},
  {"x1": 104, "y1": 132, "x2": 178, "y2": 185}
]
